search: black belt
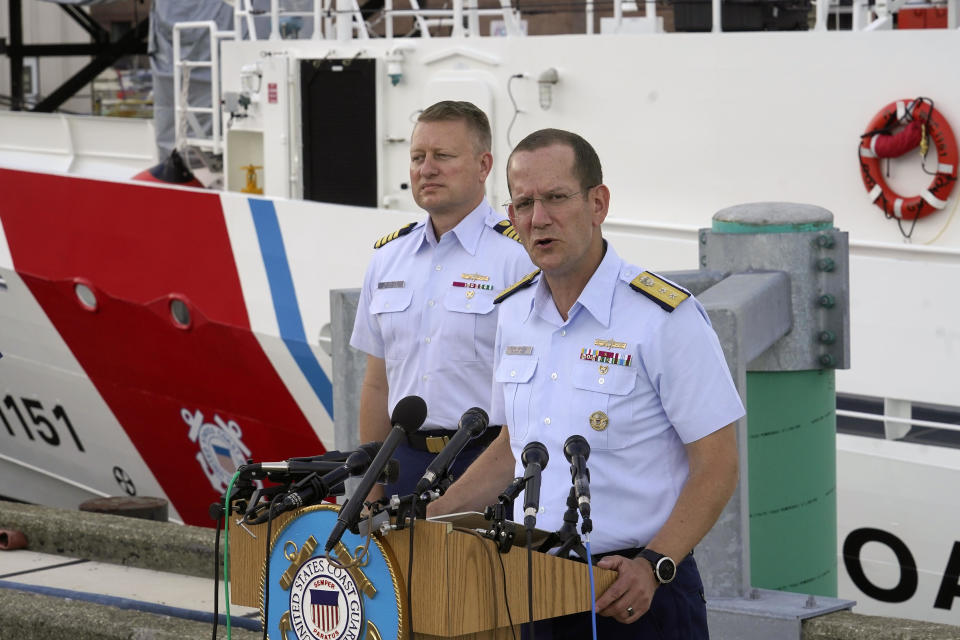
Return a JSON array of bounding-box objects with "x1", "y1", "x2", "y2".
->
[
  {"x1": 406, "y1": 425, "x2": 502, "y2": 453},
  {"x1": 569, "y1": 547, "x2": 694, "y2": 564}
]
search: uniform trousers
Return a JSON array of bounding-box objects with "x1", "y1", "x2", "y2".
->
[
  {"x1": 523, "y1": 554, "x2": 709, "y2": 640},
  {"x1": 385, "y1": 441, "x2": 487, "y2": 499}
]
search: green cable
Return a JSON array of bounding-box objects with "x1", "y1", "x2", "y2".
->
[{"x1": 223, "y1": 470, "x2": 241, "y2": 640}]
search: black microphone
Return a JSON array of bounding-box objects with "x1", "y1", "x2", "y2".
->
[
  {"x1": 279, "y1": 443, "x2": 382, "y2": 512},
  {"x1": 414, "y1": 407, "x2": 488, "y2": 494},
  {"x1": 325, "y1": 395, "x2": 427, "y2": 552},
  {"x1": 521, "y1": 441, "x2": 549, "y2": 531},
  {"x1": 239, "y1": 459, "x2": 345, "y2": 475},
  {"x1": 563, "y1": 435, "x2": 591, "y2": 519}
]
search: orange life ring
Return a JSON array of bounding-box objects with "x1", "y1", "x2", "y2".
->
[{"x1": 859, "y1": 99, "x2": 958, "y2": 220}]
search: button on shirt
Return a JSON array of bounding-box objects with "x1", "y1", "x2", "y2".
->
[
  {"x1": 351, "y1": 200, "x2": 535, "y2": 430},
  {"x1": 491, "y1": 243, "x2": 745, "y2": 553}
]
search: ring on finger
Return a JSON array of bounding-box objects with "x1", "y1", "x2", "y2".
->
[{"x1": 626, "y1": 606, "x2": 635, "y2": 616}]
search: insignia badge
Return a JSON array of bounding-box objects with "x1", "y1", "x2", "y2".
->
[
  {"x1": 466, "y1": 290, "x2": 475, "y2": 299},
  {"x1": 629, "y1": 271, "x2": 690, "y2": 312},
  {"x1": 589, "y1": 410, "x2": 609, "y2": 432},
  {"x1": 599, "y1": 365, "x2": 609, "y2": 374},
  {"x1": 183, "y1": 408, "x2": 255, "y2": 493},
  {"x1": 452, "y1": 281, "x2": 493, "y2": 290},
  {"x1": 594, "y1": 339, "x2": 627, "y2": 349},
  {"x1": 461, "y1": 273, "x2": 490, "y2": 281},
  {"x1": 580, "y1": 348, "x2": 632, "y2": 367},
  {"x1": 265, "y1": 506, "x2": 404, "y2": 640},
  {"x1": 377, "y1": 281, "x2": 405, "y2": 289},
  {"x1": 506, "y1": 345, "x2": 534, "y2": 355}
]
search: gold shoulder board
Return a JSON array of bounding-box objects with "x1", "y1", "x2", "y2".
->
[
  {"x1": 494, "y1": 269, "x2": 541, "y2": 304},
  {"x1": 629, "y1": 271, "x2": 690, "y2": 312},
  {"x1": 493, "y1": 220, "x2": 522, "y2": 242},
  {"x1": 373, "y1": 222, "x2": 418, "y2": 249}
]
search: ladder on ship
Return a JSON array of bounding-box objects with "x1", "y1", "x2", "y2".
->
[{"x1": 172, "y1": 21, "x2": 235, "y2": 155}]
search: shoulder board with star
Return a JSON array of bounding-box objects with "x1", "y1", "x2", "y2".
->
[
  {"x1": 494, "y1": 269, "x2": 541, "y2": 304},
  {"x1": 629, "y1": 271, "x2": 690, "y2": 312},
  {"x1": 373, "y1": 222, "x2": 418, "y2": 249},
  {"x1": 492, "y1": 219, "x2": 522, "y2": 243}
]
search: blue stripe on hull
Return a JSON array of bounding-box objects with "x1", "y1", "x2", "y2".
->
[{"x1": 248, "y1": 198, "x2": 334, "y2": 417}]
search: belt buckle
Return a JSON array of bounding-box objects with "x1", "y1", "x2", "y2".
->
[{"x1": 425, "y1": 435, "x2": 450, "y2": 454}]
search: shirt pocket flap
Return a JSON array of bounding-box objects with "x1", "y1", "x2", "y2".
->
[
  {"x1": 572, "y1": 362, "x2": 636, "y2": 395},
  {"x1": 443, "y1": 288, "x2": 495, "y2": 315},
  {"x1": 495, "y1": 355, "x2": 538, "y2": 383},
  {"x1": 370, "y1": 287, "x2": 413, "y2": 314}
]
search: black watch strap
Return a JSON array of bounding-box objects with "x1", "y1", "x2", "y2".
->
[{"x1": 639, "y1": 548, "x2": 677, "y2": 585}]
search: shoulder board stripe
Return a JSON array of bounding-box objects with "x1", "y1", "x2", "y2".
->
[
  {"x1": 629, "y1": 271, "x2": 689, "y2": 312},
  {"x1": 494, "y1": 269, "x2": 541, "y2": 304},
  {"x1": 493, "y1": 219, "x2": 522, "y2": 243},
  {"x1": 374, "y1": 222, "x2": 418, "y2": 249}
]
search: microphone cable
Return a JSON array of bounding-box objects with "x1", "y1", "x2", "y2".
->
[
  {"x1": 260, "y1": 493, "x2": 284, "y2": 640},
  {"x1": 222, "y1": 469, "x2": 242, "y2": 640},
  {"x1": 407, "y1": 495, "x2": 416, "y2": 637},
  {"x1": 211, "y1": 511, "x2": 222, "y2": 640},
  {"x1": 453, "y1": 527, "x2": 517, "y2": 640},
  {"x1": 585, "y1": 536, "x2": 598, "y2": 640}
]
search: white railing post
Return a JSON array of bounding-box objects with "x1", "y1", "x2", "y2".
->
[
  {"x1": 385, "y1": 0, "x2": 394, "y2": 39},
  {"x1": 815, "y1": 0, "x2": 828, "y2": 30},
  {"x1": 452, "y1": 0, "x2": 465, "y2": 37},
  {"x1": 613, "y1": 0, "x2": 624, "y2": 32},
  {"x1": 712, "y1": 0, "x2": 723, "y2": 32},
  {"x1": 313, "y1": 0, "x2": 324, "y2": 39},
  {"x1": 586, "y1": 0, "x2": 595, "y2": 34},
  {"x1": 270, "y1": 0, "x2": 281, "y2": 40},
  {"x1": 337, "y1": 0, "x2": 353, "y2": 40}
]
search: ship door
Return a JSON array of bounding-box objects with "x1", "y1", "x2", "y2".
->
[{"x1": 300, "y1": 58, "x2": 377, "y2": 207}]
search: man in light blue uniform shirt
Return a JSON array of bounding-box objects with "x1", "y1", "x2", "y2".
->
[
  {"x1": 431, "y1": 129, "x2": 744, "y2": 639},
  {"x1": 350, "y1": 101, "x2": 534, "y2": 500}
]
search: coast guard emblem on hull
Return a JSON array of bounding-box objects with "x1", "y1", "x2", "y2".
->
[{"x1": 182, "y1": 408, "x2": 252, "y2": 493}]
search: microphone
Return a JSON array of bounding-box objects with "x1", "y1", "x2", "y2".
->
[
  {"x1": 325, "y1": 395, "x2": 427, "y2": 552},
  {"x1": 521, "y1": 441, "x2": 549, "y2": 531},
  {"x1": 279, "y1": 443, "x2": 382, "y2": 512},
  {"x1": 239, "y1": 459, "x2": 345, "y2": 475},
  {"x1": 414, "y1": 407, "x2": 488, "y2": 494},
  {"x1": 563, "y1": 435, "x2": 591, "y2": 519}
]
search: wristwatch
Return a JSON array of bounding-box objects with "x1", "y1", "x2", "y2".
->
[{"x1": 638, "y1": 548, "x2": 677, "y2": 585}]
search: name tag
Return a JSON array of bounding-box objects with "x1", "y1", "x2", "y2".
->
[
  {"x1": 506, "y1": 345, "x2": 534, "y2": 355},
  {"x1": 377, "y1": 280, "x2": 405, "y2": 289}
]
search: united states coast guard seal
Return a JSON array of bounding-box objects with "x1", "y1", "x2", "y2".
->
[
  {"x1": 289, "y1": 556, "x2": 364, "y2": 640},
  {"x1": 263, "y1": 505, "x2": 404, "y2": 640}
]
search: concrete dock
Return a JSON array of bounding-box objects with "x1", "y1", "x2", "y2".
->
[{"x1": 1, "y1": 500, "x2": 958, "y2": 640}]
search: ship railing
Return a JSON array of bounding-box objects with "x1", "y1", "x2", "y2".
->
[
  {"x1": 220, "y1": 0, "x2": 960, "y2": 41},
  {"x1": 837, "y1": 407, "x2": 960, "y2": 438},
  {"x1": 172, "y1": 22, "x2": 236, "y2": 155}
]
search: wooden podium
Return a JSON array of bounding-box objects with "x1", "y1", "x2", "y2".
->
[{"x1": 230, "y1": 513, "x2": 616, "y2": 639}]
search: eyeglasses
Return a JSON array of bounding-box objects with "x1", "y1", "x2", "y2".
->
[{"x1": 503, "y1": 185, "x2": 598, "y2": 216}]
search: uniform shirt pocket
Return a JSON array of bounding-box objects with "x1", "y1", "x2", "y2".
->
[
  {"x1": 495, "y1": 355, "x2": 537, "y2": 440},
  {"x1": 370, "y1": 287, "x2": 414, "y2": 360},
  {"x1": 571, "y1": 360, "x2": 637, "y2": 449},
  {"x1": 442, "y1": 288, "x2": 496, "y2": 361}
]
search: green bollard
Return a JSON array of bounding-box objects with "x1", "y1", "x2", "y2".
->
[{"x1": 713, "y1": 209, "x2": 839, "y2": 598}]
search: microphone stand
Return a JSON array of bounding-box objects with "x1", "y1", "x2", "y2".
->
[{"x1": 550, "y1": 486, "x2": 589, "y2": 562}]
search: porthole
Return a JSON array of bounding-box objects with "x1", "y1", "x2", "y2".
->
[
  {"x1": 169, "y1": 298, "x2": 191, "y2": 329},
  {"x1": 74, "y1": 282, "x2": 97, "y2": 311}
]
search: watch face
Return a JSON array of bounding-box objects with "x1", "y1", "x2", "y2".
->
[{"x1": 656, "y1": 557, "x2": 677, "y2": 583}]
